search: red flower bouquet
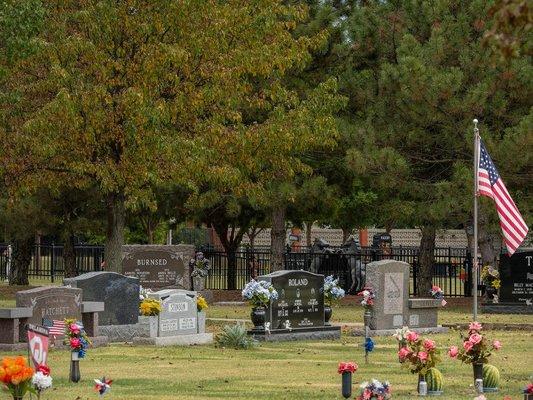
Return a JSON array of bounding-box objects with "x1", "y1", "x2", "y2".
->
[{"x1": 338, "y1": 362, "x2": 358, "y2": 374}]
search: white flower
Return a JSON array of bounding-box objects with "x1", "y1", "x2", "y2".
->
[{"x1": 32, "y1": 371, "x2": 53, "y2": 391}]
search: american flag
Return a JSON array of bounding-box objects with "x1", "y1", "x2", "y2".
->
[
  {"x1": 42, "y1": 319, "x2": 66, "y2": 338},
  {"x1": 477, "y1": 139, "x2": 529, "y2": 255}
]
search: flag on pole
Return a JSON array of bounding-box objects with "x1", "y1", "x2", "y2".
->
[{"x1": 477, "y1": 139, "x2": 529, "y2": 255}]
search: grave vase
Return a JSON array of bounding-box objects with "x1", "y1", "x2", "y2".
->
[
  {"x1": 324, "y1": 305, "x2": 332, "y2": 326},
  {"x1": 197, "y1": 311, "x2": 206, "y2": 334},
  {"x1": 70, "y1": 351, "x2": 81, "y2": 383},
  {"x1": 139, "y1": 315, "x2": 159, "y2": 338},
  {"x1": 363, "y1": 309, "x2": 372, "y2": 328},
  {"x1": 341, "y1": 372, "x2": 352, "y2": 398},
  {"x1": 193, "y1": 276, "x2": 205, "y2": 291},
  {"x1": 485, "y1": 286, "x2": 497, "y2": 302},
  {"x1": 250, "y1": 306, "x2": 266, "y2": 331},
  {"x1": 473, "y1": 363, "x2": 483, "y2": 384}
]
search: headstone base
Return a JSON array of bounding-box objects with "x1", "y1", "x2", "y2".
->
[
  {"x1": 99, "y1": 324, "x2": 150, "y2": 342},
  {"x1": 248, "y1": 326, "x2": 341, "y2": 342},
  {"x1": 352, "y1": 326, "x2": 448, "y2": 337},
  {"x1": 132, "y1": 333, "x2": 213, "y2": 346},
  {"x1": 481, "y1": 302, "x2": 533, "y2": 314}
]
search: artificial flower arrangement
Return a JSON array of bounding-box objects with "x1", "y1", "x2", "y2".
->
[
  {"x1": 430, "y1": 285, "x2": 447, "y2": 306},
  {"x1": 323, "y1": 275, "x2": 345, "y2": 305},
  {"x1": 197, "y1": 295, "x2": 208, "y2": 312},
  {"x1": 356, "y1": 379, "x2": 392, "y2": 400},
  {"x1": 139, "y1": 298, "x2": 162, "y2": 316},
  {"x1": 358, "y1": 287, "x2": 375, "y2": 309},
  {"x1": 448, "y1": 322, "x2": 501, "y2": 364},
  {"x1": 0, "y1": 356, "x2": 35, "y2": 399},
  {"x1": 481, "y1": 266, "x2": 501, "y2": 290},
  {"x1": 393, "y1": 326, "x2": 411, "y2": 363},
  {"x1": 94, "y1": 376, "x2": 113, "y2": 397},
  {"x1": 338, "y1": 362, "x2": 358, "y2": 375},
  {"x1": 32, "y1": 364, "x2": 52, "y2": 399},
  {"x1": 524, "y1": 378, "x2": 533, "y2": 395},
  {"x1": 189, "y1": 251, "x2": 211, "y2": 278},
  {"x1": 241, "y1": 279, "x2": 278, "y2": 308},
  {"x1": 398, "y1": 330, "x2": 441, "y2": 375},
  {"x1": 64, "y1": 319, "x2": 91, "y2": 358}
]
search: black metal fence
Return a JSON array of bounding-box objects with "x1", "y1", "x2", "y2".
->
[
  {"x1": 0, "y1": 243, "x2": 104, "y2": 282},
  {"x1": 0, "y1": 243, "x2": 479, "y2": 297},
  {"x1": 202, "y1": 246, "x2": 477, "y2": 297}
]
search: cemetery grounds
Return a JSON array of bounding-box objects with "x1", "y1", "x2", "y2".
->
[{"x1": 0, "y1": 285, "x2": 532, "y2": 400}]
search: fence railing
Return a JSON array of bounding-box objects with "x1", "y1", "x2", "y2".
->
[
  {"x1": 0, "y1": 244, "x2": 104, "y2": 282},
  {"x1": 0, "y1": 243, "x2": 480, "y2": 297},
  {"x1": 201, "y1": 246, "x2": 478, "y2": 297}
]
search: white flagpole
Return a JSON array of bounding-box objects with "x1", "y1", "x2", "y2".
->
[{"x1": 473, "y1": 119, "x2": 480, "y2": 321}]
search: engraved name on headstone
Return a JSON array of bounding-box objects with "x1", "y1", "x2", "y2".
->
[
  {"x1": 499, "y1": 250, "x2": 533, "y2": 304},
  {"x1": 148, "y1": 289, "x2": 197, "y2": 336},
  {"x1": 16, "y1": 286, "x2": 82, "y2": 326},
  {"x1": 258, "y1": 270, "x2": 324, "y2": 330},
  {"x1": 122, "y1": 245, "x2": 194, "y2": 290}
]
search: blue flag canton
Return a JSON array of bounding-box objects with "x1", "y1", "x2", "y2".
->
[{"x1": 479, "y1": 140, "x2": 500, "y2": 185}]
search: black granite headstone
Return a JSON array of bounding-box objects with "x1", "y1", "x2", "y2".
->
[
  {"x1": 259, "y1": 270, "x2": 324, "y2": 330},
  {"x1": 64, "y1": 272, "x2": 140, "y2": 326},
  {"x1": 499, "y1": 250, "x2": 533, "y2": 304}
]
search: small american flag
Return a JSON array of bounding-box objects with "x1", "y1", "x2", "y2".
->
[
  {"x1": 477, "y1": 139, "x2": 529, "y2": 255},
  {"x1": 43, "y1": 319, "x2": 66, "y2": 338}
]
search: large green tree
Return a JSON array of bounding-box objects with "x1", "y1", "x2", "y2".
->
[
  {"x1": 341, "y1": 0, "x2": 531, "y2": 294},
  {"x1": 4, "y1": 0, "x2": 340, "y2": 272}
]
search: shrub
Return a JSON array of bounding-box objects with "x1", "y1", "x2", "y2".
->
[{"x1": 215, "y1": 324, "x2": 257, "y2": 350}]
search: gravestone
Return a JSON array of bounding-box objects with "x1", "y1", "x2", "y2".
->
[
  {"x1": 148, "y1": 289, "x2": 197, "y2": 336},
  {"x1": 64, "y1": 272, "x2": 140, "y2": 326},
  {"x1": 363, "y1": 260, "x2": 447, "y2": 335},
  {"x1": 16, "y1": 286, "x2": 82, "y2": 327},
  {"x1": 250, "y1": 270, "x2": 340, "y2": 341},
  {"x1": 482, "y1": 249, "x2": 533, "y2": 314},
  {"x1": 365, "y1": 260, "x2": 410, "y2": 331},
  {"x1": 122, "y1": 245, "x2": 194, "y2": 290}
]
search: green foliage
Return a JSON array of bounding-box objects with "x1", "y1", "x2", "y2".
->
[
  {"x1": 215, "y1": 324, "x2": 257, "y2": 350},
  {"x1": 482, "y1": 364, "x2": 500, "y2": 388},
  {"x1": 425, "y1": 368, "x2": 444, "y2": 392}
]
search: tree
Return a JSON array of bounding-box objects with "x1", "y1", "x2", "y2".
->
[
  {"x1": 341, "y1": 0, "x2": 531, "y2": 294},
  {"x1": 4, "y1": 0, "x2": 339, "y2": 272}
]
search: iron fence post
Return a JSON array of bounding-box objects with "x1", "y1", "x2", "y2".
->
[{"x1": 50, "y1": 243, "x2": 55, "y2": 283}]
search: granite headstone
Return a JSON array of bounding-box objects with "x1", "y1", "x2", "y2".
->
[
  {"x1": 122, "y1": 245, "x2": 194, "y2": 290},
  {"x1": 64, "y1": 272, "x2": 140, "y2": 326},
  {"x1": 365, "y1": 260, "x2": 410, "y2": 330},
  {"x1": 148, "y1": 289, "x2": 198, "y2": 336},
  {"x1": 259, "y1": 270, "x2": 324, "y2": 330},
  {"x1": 16, "y1": 286, "x2": 82, "y2": 326},
  {"x1": 499, "y1": 249, "x2": 533, "y2": 304}
]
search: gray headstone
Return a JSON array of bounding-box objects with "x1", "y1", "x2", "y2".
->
[
  {"x1": 16, "y1": 286, "x2": 82, "y2": 326},
  {"x1": 148, "y1": 289, "x2": 197, "y2": 336},
  {"x1": 365, "y1": 260, "x2": 410, "y2": 330},
  {"x1": 64, "y1": 271, "x2": 140, "y2": 326},
  {"x1": 259, "y1": 270, "x2": 324, "y2": 330},
  {"x1": 122, "y1": 245, "x2": 194, "y2": 290}
]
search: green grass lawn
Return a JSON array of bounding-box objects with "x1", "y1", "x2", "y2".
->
[{"x1": 1, "y1": 328, "x2": 531, "y2": 399}]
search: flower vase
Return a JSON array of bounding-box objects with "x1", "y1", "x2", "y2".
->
[
  {"x1": 473, "y1": 363, "x2": 483, "y2": 382},
  {"x1": 341, "y1": 372, "x2": 352, "y2": 398},
  {"x1": 418, "y1": 374, "x2": 427, "y2": 396},
  {"x1": 70, "y1": 351, "x2": 81, "y2": 383},
  {"x1": 193, "y1": 276, "x2": 205, "y2": 291},
  {"x1": 363, "y1": 309, "x2": 372, "y2": 328},
  {"x1": 197, "y1": 310, "x2": 206, "y2": 334},
  {"x1": 251, "y1": 307, "x2": 266, "y2": 331},
  {"x1": 324, "y1": 305, "x2": 332, "y2": 326},
  {"x1": 485, "y1": 286, "x2": 497, "y2": 302}
]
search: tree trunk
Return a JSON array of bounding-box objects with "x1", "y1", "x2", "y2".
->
[
  {"x1": 305, "y1": 221, "x2": 313, "y2": 247},
  {"x1": 104, "y1": 192, "x2": 125, "y2": 273},
  {"x1": 63, "y1": 234, "x2": 77, "y2": 278},
  {"x1": 226, "y1": 245, "x2": 238, "y2": 290},
  {"x1": 342, "y1": 227, "x2": 351, "y2": 244},
  {"x1": 417, "y1": 226, "x2": 436, "y2": 297},
  {"x1": 478, "y1": 213, "x2": 499, "y2": 266},
  {"x1": 270, "y1": 205, "x2": 286, "y2": 271},
  {"x1": 9, "y1": 237, "x2": 33, "y2": 285}
]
